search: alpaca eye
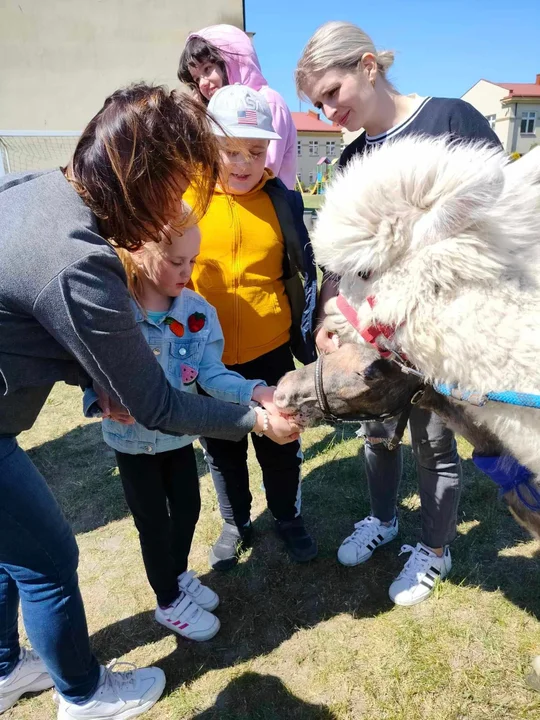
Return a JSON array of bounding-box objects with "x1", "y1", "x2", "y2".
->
[{"x1": 358, "y1": 271, "x2": 371, "y2": 280}]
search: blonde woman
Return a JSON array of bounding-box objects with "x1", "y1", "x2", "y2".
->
[{"x1": 296, "y1": 21, "x2": 500, "y2": 607}]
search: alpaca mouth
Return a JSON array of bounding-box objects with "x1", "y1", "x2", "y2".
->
[{"x1": 279, "y1": 409, "x2": 317, "y2": 428}]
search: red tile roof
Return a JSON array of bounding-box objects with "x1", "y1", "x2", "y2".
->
[
  {"x1": 497, "y1": 82, "x2": 540, "y2": 99},
  {"x1": 292, "y1": 110, "x2": 342, "y2": 133},
  {"x1": 485, "y1": 74, "x2": 540, "y2": 99}
]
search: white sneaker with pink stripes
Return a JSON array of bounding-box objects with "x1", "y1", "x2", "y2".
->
[
  {"x1": 155, "y1": 594, "x2": 220, "y2": 641},
  {"x1": 177, "y1": 570, "x2": 219, "y2": 611}
]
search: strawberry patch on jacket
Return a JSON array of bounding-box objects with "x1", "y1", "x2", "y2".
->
[
  {"x1": 181, "y1": 364, "x2": 198, "y2": 386},
  {"x1": 187, "y1": 312, "x2": 206, "y2": 333}
]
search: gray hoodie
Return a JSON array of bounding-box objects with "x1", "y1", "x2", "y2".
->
[{"x1": 0, "y1": 169, "x2": 256, "y2": 439}]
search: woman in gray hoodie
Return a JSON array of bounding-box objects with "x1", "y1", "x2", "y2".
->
[{"x1": 0, "y1": 83, "x2": 299, "y2": 720}]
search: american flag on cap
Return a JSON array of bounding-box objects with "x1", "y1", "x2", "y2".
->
[{"x1": 237, "y1": 110, "x2": 258, "y2": 126}]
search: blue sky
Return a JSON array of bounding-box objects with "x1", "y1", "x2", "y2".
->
[{"x1": 245, "y1": 0, "x2": 540, "y2": 118}]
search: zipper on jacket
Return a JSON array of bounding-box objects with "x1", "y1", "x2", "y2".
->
[{"x1": 231, "y1": 197, "x2": 241, "y2": 365}]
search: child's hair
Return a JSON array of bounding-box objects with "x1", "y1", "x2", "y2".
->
[
  {"x1": 116, "y1": 201, "x2": 194, "y2": 309},
  {"x1": 66, "y1": 83, "x2": 220, "y2": 251},
  {"x1": 116, "y1": 247, "x2": 145, "y2": 308},
  {"x1": 295, "y1": 21, "x2": 395, "y2": 99},
  {"x1": 178, "y1": 36, "x2": 230, "y2": 103}
]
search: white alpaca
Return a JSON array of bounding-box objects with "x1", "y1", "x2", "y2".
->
[{"x1": 313, "y1": 136, "x2": 540, "y2": 473}]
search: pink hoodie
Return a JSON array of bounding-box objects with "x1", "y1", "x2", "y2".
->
[{"x1": 188, "y1": 24, "x2": 297, "y2": 189}]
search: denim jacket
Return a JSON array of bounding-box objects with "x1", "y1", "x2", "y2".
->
[{"x1": 84, "y1": 289, "x2": 264, "y2": 455}]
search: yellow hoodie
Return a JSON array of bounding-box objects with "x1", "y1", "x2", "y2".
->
[{"x1": 187, "y1": 171, "x2": 291, "y2": 366}]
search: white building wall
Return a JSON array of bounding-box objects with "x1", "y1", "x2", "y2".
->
[{"x1": 462, "y1": 80, "x2": 512, "y2": 149}]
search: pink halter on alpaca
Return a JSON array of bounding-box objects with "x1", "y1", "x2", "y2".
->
[{"x1": 335, "y1": 293, "x2": 400, "y2": 359}]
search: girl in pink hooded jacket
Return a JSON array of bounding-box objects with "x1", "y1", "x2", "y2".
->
[{"x1": 178, "y1": 24, "x2": 297, "y2": 189}]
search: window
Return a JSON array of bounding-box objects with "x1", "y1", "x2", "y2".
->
[
  {"x1": 326, "y1": 140, "x2": 336, "y2": 157},
  {"x1": 521, "y1": 111, "x2": 536, "y2": 134},
  {"x1": 297, "y1": 140, "x2": 302, "y2": 157},
  {"x1": 309, "y1": 171, "x2": 314, "y2": 183},
  {"x1": 340, "y1": 142, "x2": 346, "y2": 154},
  {"x1": 485, "y1": 114, "x2": 496, "y2": 131},
  {"x1": 309, "y1": 140, "x2": 318, "y2": 156}
]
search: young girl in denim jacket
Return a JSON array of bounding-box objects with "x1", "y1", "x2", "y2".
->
[{"x1": 88, "y1": 208, "x2": 275, "y2": 642}]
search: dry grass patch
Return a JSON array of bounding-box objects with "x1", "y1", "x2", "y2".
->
[{"x1": 6, "y1": 384, "x2": 540, "y2": 719}]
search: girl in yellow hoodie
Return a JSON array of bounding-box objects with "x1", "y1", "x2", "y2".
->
[{"x1": 187, "y1": 85, "x2": 318, "y2": 569}]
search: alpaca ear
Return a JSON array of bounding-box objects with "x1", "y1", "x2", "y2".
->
[{"x1": 412, "y1": 157, "x2": 504, "y2": 248}]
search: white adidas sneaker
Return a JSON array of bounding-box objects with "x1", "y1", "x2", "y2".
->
[
  {"x1": 178, "y1": 570, "x2": 219, "y2": 611},
  {"x1": 0, "y1": 647, "x2": 54, "y2": 713},
  {"x1": 155, "y1": 593, "x2": 220, "y2": 641},
  {"x1": 56, "y1": 661, "x2": 165, "y2": 719},
  {"x1": 389, "y1": 543, "x2": 451, "y2": 607},
  {"x1": 337, "y1": 515, "x2": 398, "y2": 566}
]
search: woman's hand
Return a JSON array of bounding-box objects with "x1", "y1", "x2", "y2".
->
[
  {"x1": 95, "y1": 385, "x2": 135, "y2": 425},
  {"x1": 315, "y1": 272, "x2": 341, "y2": 354},
  {"x1": 252, "y1": 406, "x2": 301, "y2": 444},
  {"x1": 315, "y1": 325, "x2": 340, "y2": 354}
]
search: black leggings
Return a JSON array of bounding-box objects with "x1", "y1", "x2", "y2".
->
[
  {"x1": 202, "y1": 343, "x2": 302, "y2": 527},
  {"x1": 115, "y1": 444, "x2": 200, "y2": 606}
]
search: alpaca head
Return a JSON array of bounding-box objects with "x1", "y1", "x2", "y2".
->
[{"x1": 312, "y1": 135, "x2": 508, "y2": 284}]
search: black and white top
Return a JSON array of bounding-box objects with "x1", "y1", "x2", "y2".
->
[{"x1": 339, "y1": 97, "x2": 501, "y2": 168}]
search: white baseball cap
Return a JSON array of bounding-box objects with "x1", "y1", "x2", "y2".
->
[{"x1": 208, "y1": 84, "x2": 281, "y2": 140}]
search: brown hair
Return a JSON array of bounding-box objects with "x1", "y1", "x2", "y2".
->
[
  {"x1": 66, "y1": 83, "x2": 220, "y2": 250},
  {"x1": 178, "y1": 36, "x2": 229, "y2": 105}
]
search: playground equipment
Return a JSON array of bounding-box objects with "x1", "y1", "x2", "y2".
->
[{"x1": 307, "y1": 157, "x2": 339, "y2": 194}]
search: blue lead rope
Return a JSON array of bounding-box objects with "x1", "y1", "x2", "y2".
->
[
  {"x1": 434, "y1": 383, "x2": 540, "y2": 409},
  {"x1": 472, "y1": 454, "x2": 540, "y2": 511}
]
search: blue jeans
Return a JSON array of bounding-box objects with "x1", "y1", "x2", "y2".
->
[
  {"x1": 0, "y1": 437, "x2": 100, "y2": 703},
  {"x1": 360, "y1": 407, "x2": 462, "y2": 548}
]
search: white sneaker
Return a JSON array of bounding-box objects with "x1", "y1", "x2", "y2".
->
[
  {"x1": 155, "y1": 593, "x2": 220, "y2": 641},
  {"x1": 389, "y1": 543, "x2": 451, "y2": 607},
  {"x1": 0, "y1": 647, "x2": 54, "y2": 713},
  {"x1": 56, "y1": 661, "x2": 165, "y2": 719},
  {"x1": 178, "y1": 570, "x2": 219, "y2": 611},
  {"x1": 337, "y1": 515, "x2": 398, "y2": 566}
]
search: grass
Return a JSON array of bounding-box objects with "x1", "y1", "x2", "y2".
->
[{"x1": 8, "y1": 383, "x2": 540, "y2": 719}]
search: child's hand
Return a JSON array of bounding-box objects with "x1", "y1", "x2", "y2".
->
[
  {"x1": 251, "y1": 385, "x2": 281, "y2": 417},
  {"x1": 251, "y1": 384, "x2": 275, "y2": 406}
]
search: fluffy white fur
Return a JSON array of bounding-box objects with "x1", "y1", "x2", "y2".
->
[{"x1": 314, "y1": 136, "x2": 540, "y2": 472}]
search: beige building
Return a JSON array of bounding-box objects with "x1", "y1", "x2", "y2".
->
[
  {"x1": 0, "y1": 0, "x2": 243, "y2": 172},
  {"x1": 291, "y1": 110, "x2": 342, "y2": 187},
  {"x1": 0, "y1": 0, "x2": 244, "y2": 130},
  {"x1": 462, "y1": 75, "x2": 540, "y2": 154}
]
